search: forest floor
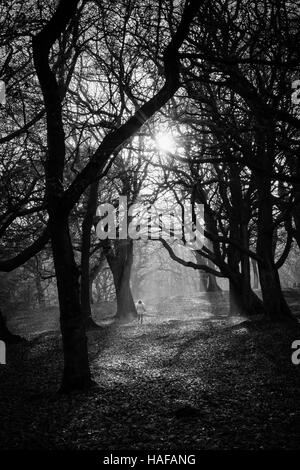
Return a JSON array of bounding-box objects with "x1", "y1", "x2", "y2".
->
[{"x1": 1, "y1": 290, "x2": 300, "y2": 450}]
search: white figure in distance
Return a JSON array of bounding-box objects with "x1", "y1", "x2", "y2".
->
[{"x1": 136, "y1": 299, "x2": 146, "y2": 324}]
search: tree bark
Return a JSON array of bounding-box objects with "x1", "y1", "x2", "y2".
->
[
  {"x1": 256, "y1": 235, "x2": 293, "y2": 322},
  {"x1": 34, "y1": 256, "x2": 46, "y2": 306},
  {"x1": 80, "y1": 181, "x2": 101, "y2": 329},
  {"x1": 227, "y1": 226, "x2": 263, "y2": 316},
  {"x1": 105, "y1": 240, "x2": 137, "y2": 322},
  {"x1": 36, "y1": 275, "x2": 45, "y2": 306},
  {"x1": 195, "y1": 252, "x2": 221, "y2": 292},
  {"x1": 227, "y1": 225, "x2": 241, "y2": 315},
  {"x1": 51, "y1": 217, "x2": 93, "y2": 392},
  {"x1": 251, "y1": 258, "x2": 259, "y2": 290},
  {"x1": 255, "y1": 129, "x2": 294, "y2": 322},
  {"x1": 239, "y1": 224, "x2": 256, "y2": 310},
  {"x1": 229, "y1": 276, "x2": 264, "y2": 317},
  {"x1": 206, "y1": 272, "x2": 222, "y2": 292}
]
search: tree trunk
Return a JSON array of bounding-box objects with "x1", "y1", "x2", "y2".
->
[
  {"x1": 206, "y1": 272, "x2": 222, "y2": 292},
  {"x1": 229, "y1": 275, "x2": 265, "y2": 317},
  {"x1": 89, "y1": 279, "x2": 94, "y2": 305},
  {"x1": 227, "y1": 225, "x2": 241, "y2": 315},
  {"x1": 292, "y1": 204, "x2": 300, "y2": 250},
  {"x1": 106, "y1": 240, "x2": 137, "y2": 322},
  {"x1": 251, "y1": 258, "x2": 259, "y2": 290},
  {"x1": 51, "y1": 217, "x2": 93, "y2": 392},
  {"x1": 229, "y1": 279, "x2": 239, "y2": 315},
  {"x1": 227, "y1": 226, "x2": 264, "y2": 317},
  {"x1": 35, "y1": 270, "x2": 45, "y2": 306},
  {"x1": 255, "y1": 135, "x2": 294, "y2": 321},
  {"x1": 199, "y1": 272, "x2": 209, "y2": 291},
  {"x1": 80, "y1": 181, "x2": 100, "y2": 330},
  {"x1": 257, "y1": 252, "x2": 293, "y2": 321},
  {"x1": 239, "y1": 224, "x2": 257, "y2": 311},
  {"x1": 195, "y1": 252, "x2": 221, "y2": 292}
]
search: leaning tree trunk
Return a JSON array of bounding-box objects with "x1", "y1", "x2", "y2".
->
[
  {"x1": 51, "y1": 217, "x2": 93, "y2": 392},
  {"x1": 105, "y1": 240, "x2": 137, "y2": 322}
]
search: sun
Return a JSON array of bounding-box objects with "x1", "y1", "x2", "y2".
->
[{"x1": 155, "y1": 132, "x2": 176, "y2": 153}]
